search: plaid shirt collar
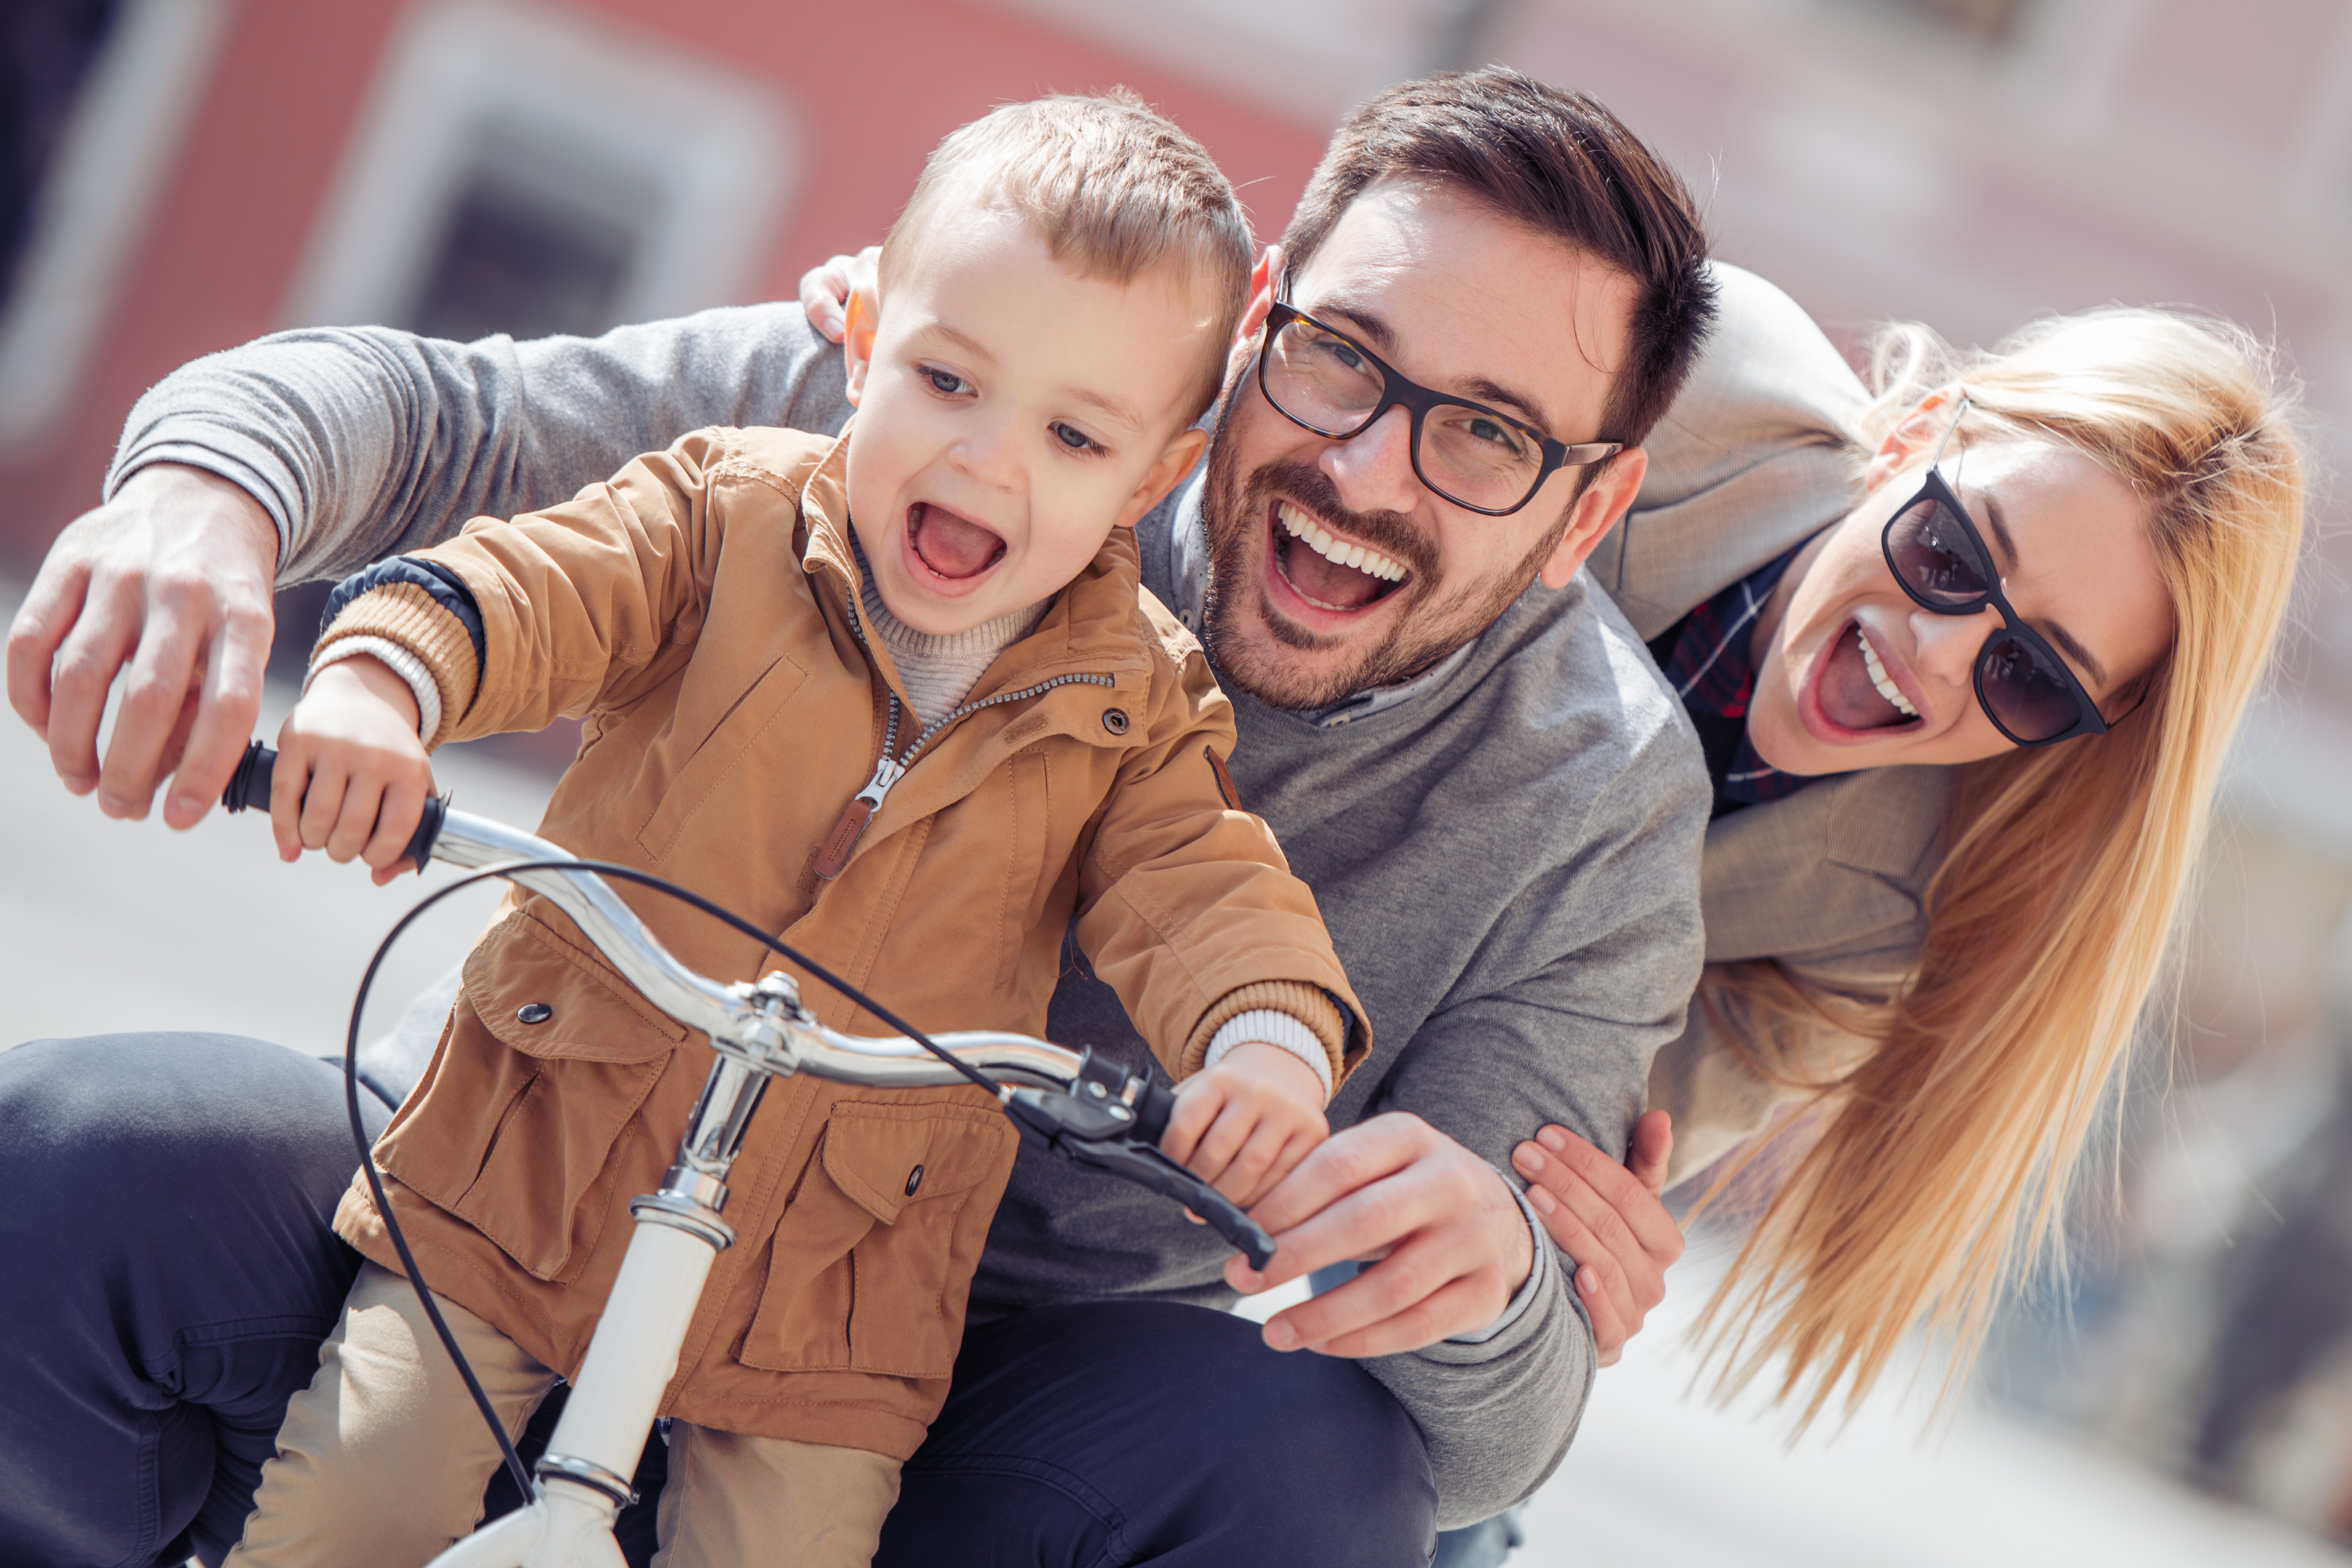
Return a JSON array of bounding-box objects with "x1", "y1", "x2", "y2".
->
[{"x1": 1657, "y1": 540, "x2": 1819, "y2": 810}]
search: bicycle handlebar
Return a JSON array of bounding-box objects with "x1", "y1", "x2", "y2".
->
[{"x1": 218, "y1": 741, "x2": 1275, "y2": 1267}]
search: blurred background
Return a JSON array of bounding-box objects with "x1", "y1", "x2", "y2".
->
[{"x1": 5, "y1": 0, "x2": 2352, "y2": 1561}]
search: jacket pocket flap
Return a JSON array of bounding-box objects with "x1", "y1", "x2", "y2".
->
[
  {"x1": 463, "y1": 909, "x2": 688, "y2": 1064},
  {"x1": 819, "y1": 1101, "x2": 1010, "y2": 1225}
]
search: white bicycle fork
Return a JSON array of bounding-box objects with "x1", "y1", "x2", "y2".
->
[{"x1": 423, "y1": 1050, "x2": 771, "y2": 1568}]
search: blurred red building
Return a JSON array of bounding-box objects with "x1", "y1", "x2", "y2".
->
[{"x1": 0, "y1": 0, "x2": 1328, "y2": 556}]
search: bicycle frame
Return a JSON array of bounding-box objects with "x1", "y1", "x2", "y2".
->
[
  {"x1": 217, "y1": 741, "x2": 1266, "y2": 1567},
  {"x1": 398, "y1": 804, "x2": 1091, "y2": 1565}
]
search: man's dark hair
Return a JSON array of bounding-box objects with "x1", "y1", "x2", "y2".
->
[{"x1": 1279, "y1": 68, "x2": 1716, "y2": 450}]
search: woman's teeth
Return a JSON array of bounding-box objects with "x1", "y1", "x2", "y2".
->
[
  {"x1": 1857, "y1": 630, "x2": 1919, "y2": 718},
  {"x1": 1280, "y1": 502, "x2": 1406, "y2": 582}
]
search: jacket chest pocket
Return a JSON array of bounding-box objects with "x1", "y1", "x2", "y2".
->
[
  {"x1": 738, "y1": 1099, "x2": 1016, "y2": 1379},
  {"x1": 377, "y1": 911, "x2": 684, "y2": 1283}
]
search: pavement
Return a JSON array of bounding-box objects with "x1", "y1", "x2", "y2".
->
[{"x1": 5, "y1": 576, "x2": 2344, "y2": 1565}]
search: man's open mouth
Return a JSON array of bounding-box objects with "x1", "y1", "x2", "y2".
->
[
  {"x1": 1814, "y1": 623, "x2": 1922, "y2": 732},
  {"x1": 1270, "y1": 501, "x2": 1411, "y2": 613},
  {"x1": 908, "y1": 501, "x2": 1006, "y2": 582}
]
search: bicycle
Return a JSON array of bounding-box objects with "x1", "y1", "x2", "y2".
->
[{"x1": 220, "y1": 741, "x2": 1276, "y2": 1568}]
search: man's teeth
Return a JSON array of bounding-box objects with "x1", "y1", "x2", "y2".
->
[
  {"x1": 1278, "y1": 502, "x2": 1406, "y2": 582},
  {"x1": 1857, "y1": 630, "x2": 1919, "y2": 718}
]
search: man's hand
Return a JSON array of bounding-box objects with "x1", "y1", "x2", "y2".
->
[
  {"x1": 1161, "y1": 1042, "x2": 1329, "y2": 1211},
  {"x1": 1510, "y1": 1109, "x2": 1682, "y2": 1366},
  {"x1": 1224, "y1": 1112, "x2": 1535, "y2": 1358},
  {"x1": 797, "y1": 247, "x2": 880, "y2": 344},
  {"x1": 270, "y1": 655, "x2": 432, "y2": 885},
  {"x1": 6, "y1": 463, "x2": 279, "y2": 827}
]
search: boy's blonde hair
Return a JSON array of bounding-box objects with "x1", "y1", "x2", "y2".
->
[{"x1": 879, "y1": 91, "x2": 1254, "y2": 422}]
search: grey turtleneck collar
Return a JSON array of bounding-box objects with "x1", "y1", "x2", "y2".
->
[{"x1": 856, "y1": 564, "x2": 1049, "y2": 725}]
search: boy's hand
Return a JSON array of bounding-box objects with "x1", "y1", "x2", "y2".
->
[
  {"x1": 271, "y1": 656, "x2": 433, "y2": 885},
  {"x1": 1161, "y1": 1042, "x2": 1329, "y2": 1212}
]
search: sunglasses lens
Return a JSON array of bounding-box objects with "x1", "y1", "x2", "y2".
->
[
  {"x1": 1886, "y1": 498, "x2": 1990, "y2": 608},
  {"x1": 1979, "y1": 634, "x2": 2085, "y2": 743}
]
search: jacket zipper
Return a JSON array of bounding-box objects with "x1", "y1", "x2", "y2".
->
[{"x1": 813, "y1": 590, "x2": 1115, "y2": 880}]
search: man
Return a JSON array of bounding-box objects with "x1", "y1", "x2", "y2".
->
[{"x1": 4, "y1": 69, "x2": 1861, "y2": 1566}]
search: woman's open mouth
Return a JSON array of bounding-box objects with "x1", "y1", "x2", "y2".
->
[
  {"x1": 1268, "y1": 500, "x2": 1411, "y2": 615},
  {"x1": 904, "y1": 501, "x2": 1006, "y2": 593},
  {"x1": 1804, "y1": 622, "x2": 1925, "y2": 740}
]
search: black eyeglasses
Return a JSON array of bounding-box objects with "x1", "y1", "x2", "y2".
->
[
  {"x1": 1252, "y1": 279, "x2": 1622, "y2": 517},
  {"x1": 1880, "y1": 398, "x2": 2111, "y2": 747}
]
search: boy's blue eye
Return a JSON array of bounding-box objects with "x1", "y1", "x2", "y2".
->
[
  {"x1": 924, "y1": 367, "x2": 968, "y2": 396},
  {"x1": 1050, "y1": 422, "x2": 1098, "y2": 453}
]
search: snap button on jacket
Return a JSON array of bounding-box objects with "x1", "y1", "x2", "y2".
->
[{"x1": 328, "y1": 427, "x2": 1367, "y2": 1459}]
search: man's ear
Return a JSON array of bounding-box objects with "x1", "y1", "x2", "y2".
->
[
  {"x1": 1861, "y1": 386, "x2": 1960, "y2": 492},
  {"x1": 842, "y1": 291, "x2": 879, "y2": 407},
  {"x1": 1537, "y1": 446, "x2": 1652, "y2": 590},
  {"x1": 1114, "y1": 426, "x2": 1212, "y2": 531},
  {"x1": 1221, "y1": 243, "x2": 1284, "y2": 387}
]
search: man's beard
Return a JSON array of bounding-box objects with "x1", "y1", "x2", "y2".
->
[{"x1": 1196, "y1": 399, "x2": 1573, "y2": 712}]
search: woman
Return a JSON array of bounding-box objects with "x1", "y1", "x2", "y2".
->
[{"x1": 1512, "y1": 303, "x2": 2306, "y2": 1429}]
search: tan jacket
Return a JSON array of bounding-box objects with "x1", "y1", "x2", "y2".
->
[{"x1": 321, "y1": 426, "x2": 1367, "y2": 1457}]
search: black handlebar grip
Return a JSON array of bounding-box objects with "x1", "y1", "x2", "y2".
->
[
  {"x1": 219, "y1": 739, "x2": 447, "y2": 871},
  {"x1": 221, "y1": 739, "x2": 275, "y2": 814},
  {"x1": 404, "y1": 793, "x2": 448, "y2": 871},
  {"x1": 1134, "y1": 1078, "x2": 1177, "y2": 1146}
]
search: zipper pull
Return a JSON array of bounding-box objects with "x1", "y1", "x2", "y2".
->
[{"x1": 814, "y1": 754, "x2": 905, "y2": 880}]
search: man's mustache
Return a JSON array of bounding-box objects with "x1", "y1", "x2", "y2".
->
[{"x1": 1238, "y1": 460, "x2": 1440, "y2": 582}]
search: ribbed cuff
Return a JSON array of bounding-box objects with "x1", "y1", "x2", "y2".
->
[
  {"x1": 313, "y1": 583, "x2": 481, "y2": 748},
  {"x1": 308, "y1": 636, "x2": 440, "y2": 744},
  {"x1": 1204, "y1": 1010, "x2": 1333, "y2": 1103},
  {"x1": 1181, "y1": 981, "x2": 1346, "y2": 1086}
]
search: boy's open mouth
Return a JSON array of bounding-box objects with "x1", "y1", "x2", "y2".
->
[
  {"x1": 1270, "y1": 500, "x2": 1411, "y2": 613},
  {"x1": 908, "y1": 502, "x2": 1006, "y2": 581},
  {"x1": 1813, "y1": 622, "x2": 1922, "y2": 732}
]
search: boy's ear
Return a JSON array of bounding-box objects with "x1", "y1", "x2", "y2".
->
[
  {"x1": 842, "y1": 291, "x2": 879, "y2": 407},
  {"x1": 1113, "y1": 426, "x2": 1212, "y2": 532},
  {"x1": 1222, "y1": 243, "x2": 1284, "y2": 387}
]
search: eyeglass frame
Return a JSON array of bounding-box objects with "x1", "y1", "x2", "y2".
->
[
  {"x1": 1251, "y1": 277, "x2": 1623, "y2": 518},
  {"x1": 1880, "y1": 396, "x2": 2114, "y2": 748}
]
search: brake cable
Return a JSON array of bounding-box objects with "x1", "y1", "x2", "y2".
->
[{"x1": 337, "y1": 857, "x2": 1011, "y2": 1505}]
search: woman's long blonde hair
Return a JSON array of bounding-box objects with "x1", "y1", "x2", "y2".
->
[{"x1": 1695, "y1": 307, "x2": 2308, "y2": 1423}]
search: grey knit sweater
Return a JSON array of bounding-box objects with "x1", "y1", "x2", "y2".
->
[{"x1": 110, "y1": 307, "x2": 1711, "y2": 1524}]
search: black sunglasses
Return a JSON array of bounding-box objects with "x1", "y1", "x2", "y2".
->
[
  {"x1": 1880, "y1": 398, "x2": 2112, "y2": 748},
  {"x1": 1252, "y1": 278, "x2": 1621, "y2": 517}
]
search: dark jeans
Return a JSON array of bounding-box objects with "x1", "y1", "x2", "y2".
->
[{"x1": 0, "y1": 1035, "x2": 1436, "y2": 1567}]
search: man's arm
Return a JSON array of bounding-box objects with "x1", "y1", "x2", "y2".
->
[
  {"x1": 1234, "y1": 694, "x2": 1712, "y2": 1526},
  {"x1": 8, "y1": 305, "x2": 850, "y2": 823},
  {"x1": 1359, "y1": 715, "x2": 1708, "y2": 1525},
  {"x1": 114, "y1": 305, "x2": 851, "y2": 582}
]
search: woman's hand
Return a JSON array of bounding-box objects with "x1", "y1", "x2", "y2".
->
[
  {"x1": 1511, "y1": 1110, "x2": 1683, "y2": 1366},
  {"x1": 270, "y1": 657, "x2": 433, "y2": 885},
  {"x1": 797, "y1": 247, "x2": 880, "y2": 344}
]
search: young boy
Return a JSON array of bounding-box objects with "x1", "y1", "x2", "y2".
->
[{"x1": 235, "y1": 94, "x2": 1367, "y2": 1568}]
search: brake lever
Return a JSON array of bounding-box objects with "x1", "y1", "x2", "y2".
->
[{"x1": 1001, "y1": 1084, "x2": 1277, "y2": 1271}]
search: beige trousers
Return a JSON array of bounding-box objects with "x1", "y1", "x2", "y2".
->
[{"x1": 226, "y1": 1261, "x2": 903, "y2": 1568}]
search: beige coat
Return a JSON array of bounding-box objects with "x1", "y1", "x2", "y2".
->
[
  {"x1": 1597, "y1": 264, "x2": 1954, "y2": 1186},
  {"x1": 321, "y1": 426, "x2": 1366, "y2": 1457}
]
